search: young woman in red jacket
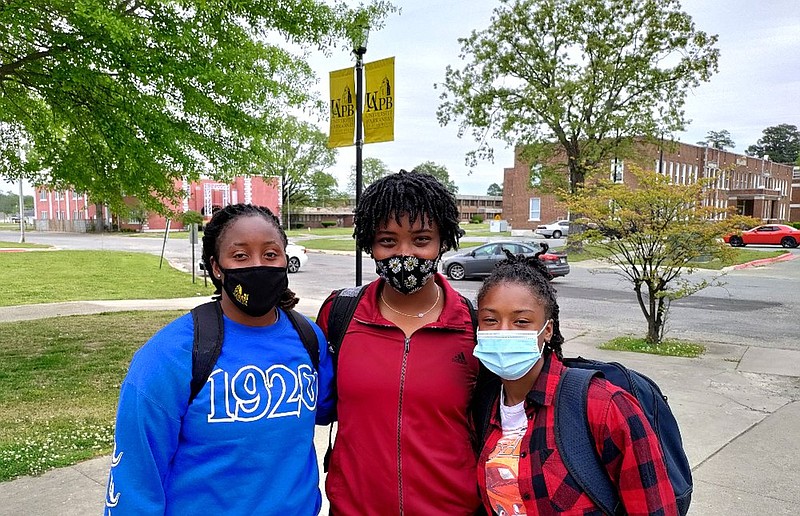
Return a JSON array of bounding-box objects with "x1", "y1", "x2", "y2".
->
[
  {"x1": 471, "y1": 250, "x2": 678, "y2": 515},
  {"x1": 316, "y1": 170, "x2": 483, "y2": 515}
]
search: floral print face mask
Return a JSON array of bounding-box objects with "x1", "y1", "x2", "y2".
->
[{"x1": 375, "y1": 254, "x2": 439, "y2": 295}]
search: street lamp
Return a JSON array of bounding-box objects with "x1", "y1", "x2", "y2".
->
[
  {"x1": 353, "y1": 20, "x2": 369, "y2": 286},
  {"x1": 18, "y1": 140, "x2": 28, "y2": 244}
]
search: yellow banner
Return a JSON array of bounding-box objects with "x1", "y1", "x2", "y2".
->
[
  {"x1": 328, "y1": 67, "x2": 355, "y2": 148},
  {"x1": 364, "y1": 57, "x2": 395, "y2": 144}
]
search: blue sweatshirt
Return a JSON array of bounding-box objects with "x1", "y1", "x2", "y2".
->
[{"x1": 105, "y1": 308, "x2": 334, "y2": 515}]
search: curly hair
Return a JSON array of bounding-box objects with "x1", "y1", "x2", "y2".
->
[
  {"x1": 201, "y1": 203, "x2": 298, "y2": 311},
  {"x1": 476, "y1": 244, "x2": 564, "y2": 359},
  {"x1": 353, "y1": 169, "x2": 463, "y2": 255}
]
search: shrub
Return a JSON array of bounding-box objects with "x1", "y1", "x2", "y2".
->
[
  {"x1": 470, "y1": 215, "x2": 484, "y2": 224},
  {"x1": 789, "y1": 222, "x2": 800, "y2": 230},
  {"x1": 321, "y1": 220, "x2": 338, "y2": 228},
  {"x1": 180, "y1": 210, "x2": 204, "y2": 227}
]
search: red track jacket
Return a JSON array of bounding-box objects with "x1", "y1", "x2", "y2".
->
[{"x1": 316, "y1": 275, "x2": 482, "y2": 515}]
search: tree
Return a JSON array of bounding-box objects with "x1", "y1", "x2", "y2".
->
[
  {"x1": 0, "y1": 1, "x2": 392, "y2": 212},
  {"x1": 348, "y1": 157, "x2": 391, "y2": 193},
  {"x1": 308, "y1": 171, "x2": 349, "y2": 207},
  {"x1": 412, "y1": 161, "x2": 458, "y2": 194},
  {"x1": 258, "y1": 116, "x2": 337, "y2": 227},
  {"x1": 437, "y1": 0, "x2": 719, "y2": 194},
  {"x1": 487, "y1": 183, "x2": 503, "y2": 196},
  {"x1": 0, "y1": 191, "x2": 32, "y2": 213},
  {"x1": 701, "y1": 130, "x2": 735, "y2": 150},
  {"x1": 565, "y1": 164, "x2": 759, "y2": 344},
  {"x1": 745, "y1": 124, "x2": 800, "y2": 164}
]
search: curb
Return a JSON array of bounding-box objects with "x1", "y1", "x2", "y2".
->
[{"x1": 731, "y1": 252, "x2": 797, "y2": 270}]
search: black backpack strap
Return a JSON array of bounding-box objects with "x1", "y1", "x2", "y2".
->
[
  {"x1": 323, "y1": 285, "x2": 367, "y2": 360},
  {"x1": 555, "y1": 367, "x2": 620, "y2": 516},
  {"x1": 459, "y1": 294, "x2": 478, "y2": 336},
  {"x1": 319, "y1": 284, "x2": 367, "y2": 472},
  {"x1": 190, "y1": 301, "x2": 224, "y2": 404},
  {"x1": 285, "y1": 309, "x2": 320, "y2": 371}
]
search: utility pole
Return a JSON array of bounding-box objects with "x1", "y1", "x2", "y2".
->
[{"x1": 18, "y1": 178, "x2": 25, "y2": 243}]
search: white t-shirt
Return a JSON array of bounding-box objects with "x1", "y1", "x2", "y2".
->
[{"x1": 485, "y1": 387, "x2": 529, "y2": 515}]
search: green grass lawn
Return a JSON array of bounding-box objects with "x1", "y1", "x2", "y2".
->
[
  {"x1": 0, "y1": 240, "x2": 50, "y2": 249},
  {"x1": 560, "y1": 245, "x2": 786, "y2": 268},
  {"x1": 0, "y1": 311, "x2": 183, "y2": 481},
  {"x1": 691, "y1": 248, "x2": 786, "y2": 270},
  {"x1": 600, "y1": 336, "x2": 705, "y2": 358},
  {"x1": 0, "y1": 250, "x2": 214, "y2": 306}
]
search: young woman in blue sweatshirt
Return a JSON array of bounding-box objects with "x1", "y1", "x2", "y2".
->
[{"x1": 105, "y1": 204, "x2": 335, "y2": 515}]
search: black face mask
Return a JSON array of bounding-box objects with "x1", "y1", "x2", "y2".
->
[
  {"x1": 375, "y1": 254, "x2": 439, "y2": 295},
  {"x1": 218, "y1": 265, "x2": 288, "y2": 317}
]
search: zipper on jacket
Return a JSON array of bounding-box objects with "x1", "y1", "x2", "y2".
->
[{"x1": 397, "y1": 336, "x2": 410, "y2": 515}]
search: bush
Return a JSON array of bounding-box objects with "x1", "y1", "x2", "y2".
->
[
  {"x1": 180, "y1": 210, "x2": 204, "y2": 226},
  {"x1": 789, "y1": 222, "x2": 800, "y2": 230},
  {"x1": 470, "y1": 215, "x2": 484, "y2": 224},
  {"x1": 290, "y1": 222, "x2": 306, "y2": 230},
  {"x1": 321, "y1": 220, "x2": 338, "y2": 228}
]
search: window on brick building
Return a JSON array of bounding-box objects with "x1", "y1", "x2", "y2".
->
[
  {"x1": 39, "y1": 190, "x2": 47, "y2": 201},
  {"x1": 528, "y1": 198, "x2": 541, "y2": 221}
]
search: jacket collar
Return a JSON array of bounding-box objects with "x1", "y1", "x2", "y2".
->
[
  {"x1": 354, "y1": 273, "x2": 472, "y2": 331},
  {"x1": 525, "y1": 352, "x2": 565, "y2": 407}
]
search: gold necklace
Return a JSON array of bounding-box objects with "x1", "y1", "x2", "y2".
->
[{"x1": 381, "y1": 285, "x2": 441, "y2": 318}]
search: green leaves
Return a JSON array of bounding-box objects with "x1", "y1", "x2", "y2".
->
[
  {"x1": 437, "y1": 0, "x2": 719, "y2": 192},
  {"x1": 0, "y1": 0, "x2": 393, "y2": 212}
]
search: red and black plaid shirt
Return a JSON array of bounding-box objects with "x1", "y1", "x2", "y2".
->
[{"x1": 476, "y1": 354, "x2": 678, "y2": 516}]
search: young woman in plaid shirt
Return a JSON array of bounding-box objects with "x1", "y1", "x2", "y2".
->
[{"x1": 470, "y1": 250, "x2": 677, "y2": 515}]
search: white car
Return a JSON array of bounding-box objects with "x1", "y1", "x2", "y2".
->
[
  {"x1": 198, "y1": 241, "x2": 309, "y2": 273},
  {"x1": 535, "y1": 220, "x2": 570, "y2": 239},
  {"x1": 286, "y1": 242, "x2": 309, "y2": 273}
]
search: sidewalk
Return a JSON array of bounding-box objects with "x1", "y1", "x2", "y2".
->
[{"x1": 1, "y1": 298, "x2": 799, "y2": 515}]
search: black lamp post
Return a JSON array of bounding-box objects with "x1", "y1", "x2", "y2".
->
[{"x1": 353, "y1": 22, "x2": 369, "y2": 286}]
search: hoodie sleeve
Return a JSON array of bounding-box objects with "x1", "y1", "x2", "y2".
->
[
  {"x1": 313, "y1": 322, "x2": 336, "y2": 426},
  {"x1": 104, "y1": 317, "x2": 191, "y2": 515},
  {"x1": 105, "y1": 380, "x2": 182, "y2": 515}
]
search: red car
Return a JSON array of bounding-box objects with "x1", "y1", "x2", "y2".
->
[{"x1": 724, "y1": 224, "x2": 800, "y2": 248}]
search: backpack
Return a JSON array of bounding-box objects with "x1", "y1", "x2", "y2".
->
[
  {"x1": 555, "y1": 356, "x2": 692, "y2": 516},
  {"x1": 319, "y1": 283, "x2": 478, "y2": 470},
  {"x1": 189, "y1": 300, "x2": 320, "y2": 404}
]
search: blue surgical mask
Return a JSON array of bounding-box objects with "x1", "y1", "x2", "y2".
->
[{"x1": 473, "y1": 324, "x2": 550, "y2": 381}]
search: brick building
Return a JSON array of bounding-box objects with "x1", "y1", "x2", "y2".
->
[
  {"x1": 292, "y1": 194, "x2": 504, "y2": 229},
  {"x1": 34, "y1": 176, "x2": 281, "y2": 232},
  {"x1": 502, "y1": 141, "x2": 796, "y2": 231},
  {"x1": 791, "y1": 167, "x2": 800, "y2": 222}
]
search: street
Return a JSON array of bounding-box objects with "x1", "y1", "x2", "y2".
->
[{"x1": 3, "y1": 230, "x2": 799, "y2": 351}]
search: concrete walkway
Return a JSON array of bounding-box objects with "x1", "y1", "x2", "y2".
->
[{"x1": 0, "y1": 296, "x2": 799, "y2": 515}]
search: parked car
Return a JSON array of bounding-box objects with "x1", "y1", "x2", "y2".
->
[
  {"x1": 723, "y1": 224, "x2": 800, "y2": 248},
  {"x1": 442, "y1": 241, "x2": 569, "y2": 280},
  {"x1": 285, "y1": 242, "x2": 309, "y2": 272},
  {"x1": 10, "y1": 215, "x2": 20, "y2": 223},
  {"x1": 535, "y1": 219, "x2": 570, "y2": 239},
  {"x1": 198, "y1": 241, "x2": 309, "y2": 273}
]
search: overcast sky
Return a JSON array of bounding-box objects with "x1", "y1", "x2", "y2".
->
[
  {"x1": 311, "y1": 0, "x2": 800, "y2": 195},
  {"x1": 5, "y1": 0, "x2": 799, "y2": 197}
]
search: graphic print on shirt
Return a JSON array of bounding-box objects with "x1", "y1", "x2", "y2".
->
[
  {"x1": 486, "y1": 428, "x2": 528, "y2": 516},
  {"x1": 207, "y1": 363, "x2": 318, "y2": 422},
  {"x1": 105, "y1": 442, "x2": 123, "y2": 513}
]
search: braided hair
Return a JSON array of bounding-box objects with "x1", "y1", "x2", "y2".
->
[
  {"x1": 201, "y1": 203, "x2": 299, "y2": 311},
  {"x1": 353, "y1": 169, "x2": 462, "y2": 255},
  {"x1": 476, "y1": 244, "x2": 565, "y2": 359}
]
